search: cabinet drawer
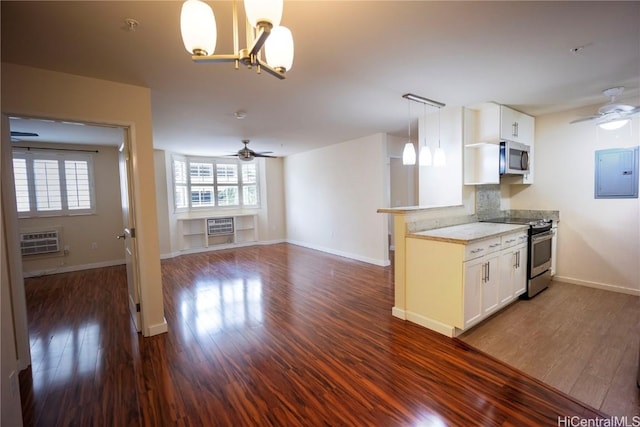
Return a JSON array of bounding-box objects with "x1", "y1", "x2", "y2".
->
[
  {"x1": 465, "y1": 237, "x2": 501, "y2": 260},
  {"x1": 501, "y1": 232, "x2": 528, "y2": 249}
]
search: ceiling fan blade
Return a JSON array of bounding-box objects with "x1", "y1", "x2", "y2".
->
[
  {"x1": 10, "y1": 131, "x2": 39, "y2": 137},
  {"x1": 253, "y1": 153, "x2": 277, "y2": 158},
  {"x1": 569, "y1": 115, "x2": 599, "y2": 124},
  {"x1": 626, "y1": 106, "x2": 640, "y2": 116}
]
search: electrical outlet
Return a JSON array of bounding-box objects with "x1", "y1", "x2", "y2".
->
[{"x1": 91, "y1": 242, "x2": 98, "y2": 249}]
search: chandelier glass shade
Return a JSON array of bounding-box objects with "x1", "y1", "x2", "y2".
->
[
  {"x1": 265, "y1": 26, "x2": 294, "y2": 72},
  {"x1": 180, "y1": 0, "x2": 293, "y2": 79},
  {"x1": 180, "y1": 0, "x2": 217, "y2": 56},
  {"x1": 244, "y1": 0, "x2": 283, "y2": 28}
]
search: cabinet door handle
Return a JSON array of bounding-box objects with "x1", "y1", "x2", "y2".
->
[
  {"x1": 516, "y1": 251, "x2": 520, "y2": 268},
  {"x1": 486, "y1": 261, "x2": 490, "y2": 281}
]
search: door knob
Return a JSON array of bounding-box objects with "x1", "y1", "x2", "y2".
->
[{"x1": 116, "y1": 234, "x2": 126, "y2": 240}]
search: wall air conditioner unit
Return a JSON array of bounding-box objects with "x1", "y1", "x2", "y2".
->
[
  {"x1": 20, "y1": 229, "x2": 62, "y2": 256},
  {"x1": 207, "y1": 218, "x2": 234, "y2": 236}
]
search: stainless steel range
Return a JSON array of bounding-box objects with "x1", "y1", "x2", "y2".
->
[{"x1": 482, "y1": 217, "x2": 554, "y2": 298}]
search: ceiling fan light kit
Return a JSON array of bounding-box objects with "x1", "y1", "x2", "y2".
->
[
  {"x1": 570, "y1": 86, "x2": 640, "y2": 130},
  {"x1": 180, "y1": 0, "x2": 294, "y2": 79},
  {"x1": 598, "y1": 119, "x2": 629, "y2": 130},
  {"x1": 235, "y1": 139, "x2": 276, "y2": 161}
]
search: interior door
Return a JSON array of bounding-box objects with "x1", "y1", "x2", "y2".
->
[{"x1": 118, "y1": 140, "x2": 141, "y2": 332}]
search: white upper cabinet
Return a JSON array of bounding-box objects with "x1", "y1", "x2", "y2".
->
[
  {"x1": 463, "y1": 103, "x2": 535, "y2": 185},
  {"x1": 472, "y1": 103, "x2": 534, "y2": 144},
  {"x1": 500, "y1": 106, "x2": 534, "y2": 145}
]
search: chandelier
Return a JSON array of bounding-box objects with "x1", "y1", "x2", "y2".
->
[{"x1": 180, "y1": 0, "x2": 294, "y2": 79}]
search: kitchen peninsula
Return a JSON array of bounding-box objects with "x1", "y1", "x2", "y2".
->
[{"x1": 378, "y1": 205, "x2": 558, "y2": 337}]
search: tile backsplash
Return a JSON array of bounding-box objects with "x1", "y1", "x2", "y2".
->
[{"x1": 475, "y1": 184, "x2": 502, "y2": 219}]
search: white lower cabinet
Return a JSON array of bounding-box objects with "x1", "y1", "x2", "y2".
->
[
  {"x1": 499, "y1": 243, "x2": 527, "y2": 303},
  {"x1": 464, "y1": 253, "x2": 499, "y2": 328},
  {"x1": 462, "y1": 231, "x2": 527, "y2": 329},
  {"x1": 463, "y1": 258, "x2": 483, "y2": 328}
]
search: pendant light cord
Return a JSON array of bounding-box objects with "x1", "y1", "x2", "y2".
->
[
  {"x1": 423, "y1": 103, "x2": 427, "y2": 148},
  {"x1": 407, "y1": 99, "x2": 411, "y2": 142},
  {"x1": 438, "y1": 107, "x2": 441, "y2": 148}
]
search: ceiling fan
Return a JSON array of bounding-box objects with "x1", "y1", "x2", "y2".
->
[
  {"x1": 233, "y1": 139, "x2": 276, "y2": 161},
  {"x1": 570, "y1": 87, "x2": 640, "y2": 130},
  {"x1": 10, "y1": 130, "x2": 39, "y2": 141}
]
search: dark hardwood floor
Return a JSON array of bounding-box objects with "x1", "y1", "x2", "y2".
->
[{"x1": 21, "y1": 243, "x2": 606, "y2": 426}]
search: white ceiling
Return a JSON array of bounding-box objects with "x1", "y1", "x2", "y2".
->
[{"x1": 2, "y1": 1, "x2": 640, "y2": 156}]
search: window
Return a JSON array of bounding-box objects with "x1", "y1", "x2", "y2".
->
[
  {"x1": 172, "y1": 156, "x2": 259, "y2": 211},
  {"x1": 13, "y1": 150, "x2": 95, "y2": 217}
]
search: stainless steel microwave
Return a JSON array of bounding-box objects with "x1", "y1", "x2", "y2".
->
[{"x1": 499, "y1": 140, "x2": 530, "y2": 175}]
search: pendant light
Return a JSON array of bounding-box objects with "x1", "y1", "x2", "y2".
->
[
  {"x1": 402, "y1": 99, "x2": 416, "y2": 165},
  {"x1": 433, "y1": 107, "x2": 446, "y2": 167},
  {"x1": 419, "y1": 103, "x2": 432, "y2": 166}
]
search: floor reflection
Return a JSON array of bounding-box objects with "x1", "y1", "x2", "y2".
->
[
  {"x1": 29, "y1": 322, "x2": 100, "y2": 392},
  {"x1": 180, "y1": 275, "x2": 264, "y2": 335}
]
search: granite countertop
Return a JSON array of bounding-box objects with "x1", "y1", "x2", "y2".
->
[{"x1": 409, "y1": 222, "x2": 529, "y2": 244}]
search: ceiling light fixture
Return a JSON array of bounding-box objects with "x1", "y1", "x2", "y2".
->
[
  {"x1": 180, "y1": 0, "x2": 294, "y2": 80},
  {"x1": 402, "y1": 98, "x2": 416, "y2": 165},
  {"x1": 402, "y1": 93, "x2": 446, "y2": 167},
  {"x1": 123, "y1": 18, "x2": 140, "y2": 32},
  {"x1": 598, "y1": 117, "x2": 629, "y2": 130}
]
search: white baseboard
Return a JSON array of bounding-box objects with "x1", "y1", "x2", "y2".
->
[
  {"x1": 286, "y1": 239, "x2": 391, "y2": 267},
  {"x1": 160, "y1": 251, "x2": 180, "y2": 260},
  {"x1": 161, "y1": 239, "x2": 287, "y2": 260},
  {"x1": 145, "y1": 317, "x2": 168, "y2": 337},
  {"x1": 23, "y1": 259, "x2": 125, "y2": 278},
  {"x1": 553, "y1": 275, "x2": 640, "y2": 296},
  {"x1": 405, "y1": 311, "x2": 457, "y2": 338},
  {"x1": 392, "y1": 306, "x2": 406, "y2": 320}
]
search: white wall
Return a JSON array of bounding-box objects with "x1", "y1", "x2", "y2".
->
[
  {"x1": 259, "y1": 158, "x2": 286, "y2": 242},
  {"x1": 1, "y1": 63, "x2": 166, "y2": 338},
  {"x1": 510, "y1": 105, "x2": 639, "y2": 294},
  {"x1": 419, "y1": 107, "x2": 464, "y2": 207},
  {"x1": 154, "y1": 149, "x2": 173, "y2": 256},
  {"x1": 16, "y1": 143, "x2": 125, "y2": 276},
  {"x1": 284, "y1": 133, "x2": 389, "y2": 266}
]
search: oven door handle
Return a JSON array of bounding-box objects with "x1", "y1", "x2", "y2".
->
[{"x1": 531, "y1": 230, "x2": 554, "y2": 243}]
